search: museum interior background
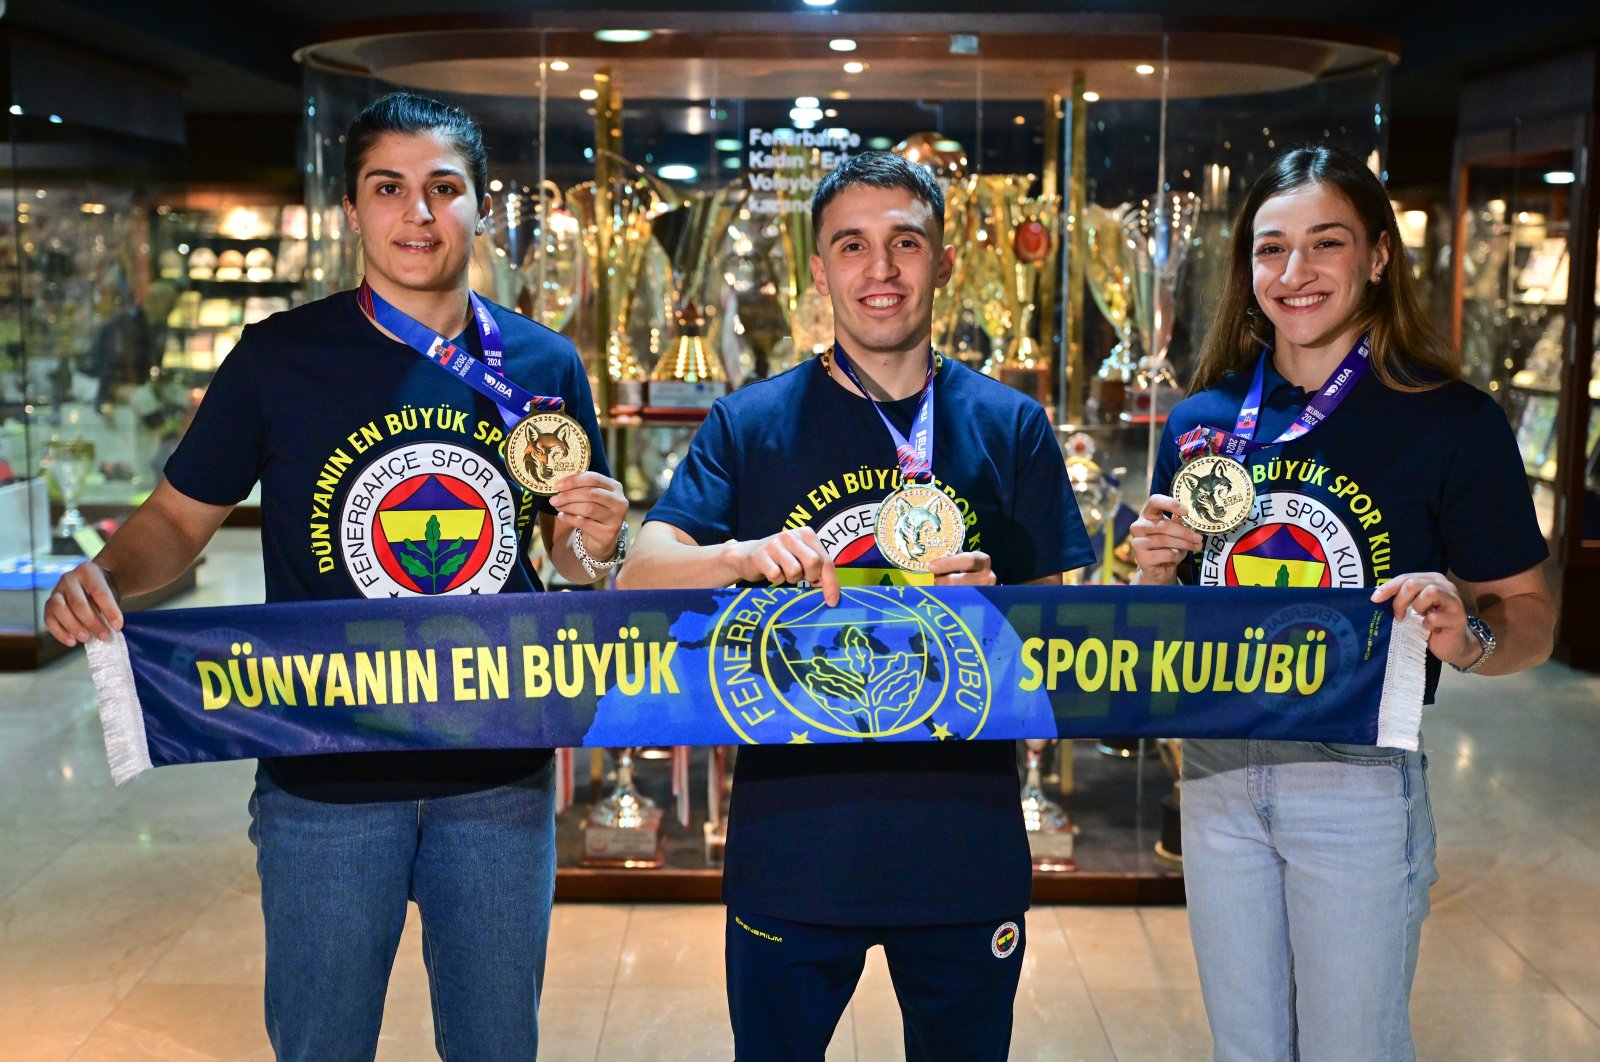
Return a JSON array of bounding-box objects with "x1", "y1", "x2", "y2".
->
[{"x1": 3, "y1": 1, "x2": 1600, "y2": 901}]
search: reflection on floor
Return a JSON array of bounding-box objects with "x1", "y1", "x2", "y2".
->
[{"x1": 2, "y1": 529, "x2": 1598, "y2": 1060}]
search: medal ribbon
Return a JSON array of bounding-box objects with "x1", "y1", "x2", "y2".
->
[
  {"x1": 1177, "y1": 333, "x2": 1372, "y2": 461},
  {"x1": 358, "y1": 281, "x2": 564, "y2": 430},
  {"x1": 832, "y1": 343, "x2": 938, "y2": 483}
]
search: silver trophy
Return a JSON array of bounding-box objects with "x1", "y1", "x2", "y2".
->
[
  {"x1": 1121, "y1": 192, "x2": 1200, "y2": 412},
  {"x1": 41, "y1": 436, "x2": 97, "y2": 545},
  {"x1": 1021, "y1": 742, "x2": 1077, "y2": 871},
  {"x1": 581, "y1": 747, "x2": 664, "y2": 868}
]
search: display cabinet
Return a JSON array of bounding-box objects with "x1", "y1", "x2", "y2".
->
[
  {"x1": 1452, "y1": 48, "x2": 1600, "y2": 671},
  {"x1": 297, "y1": 12, "x2": 1396, "y2": 900},
  {"x1": 0, "y1": 31, "x2": 207, "y2": 667}
]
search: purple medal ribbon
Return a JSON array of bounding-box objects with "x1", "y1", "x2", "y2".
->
[
  {"x1": 1178, "y1": 333, "x2": 1372, "y2": 460},
  {"x1": 832, "y1": 343, "x2": 938, "y2": 483},
  {"x1": 358, "y1": 281, "x2": 564, "y2": 430}
]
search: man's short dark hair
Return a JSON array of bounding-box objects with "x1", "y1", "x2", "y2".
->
[{"x1": 810, "y1": 150, "x2": 945, "y2": 238}]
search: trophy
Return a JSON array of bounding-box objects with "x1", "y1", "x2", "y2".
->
[
  {"x1": 1086, "y1": 203, "x2": 1139, "y2": 387},
  {"x1": 1155, "y1": 737, "x2": 1184, "y2": 864},
  {"x1": 1061, "y1": 432, "x2": 1123, "y2": 585},
  {"x1": 40, "y1": 436, "x2": 96, "y2": 549},
  {"x1": 568, "y1": 160, "x2": 679, "y2": 415},
  {"x1": 646, "y1": 188, "x2": 739, "y2": 413},
  {"x1": 471, "y1": 181, "x2": 584, "y2": 331},
  {"x1": 1021, "y1": 742, "x2": 1077, "y2": 871},
  {"x1": 1000, "y1": 186, "x2": 1058, "y2": 400},
  {"x1": 1121, "y1": 192, "x2": 1200, "y2": 420},
  {"x1": 581, "y1": 747, "x2": 665, "y2": 868}
]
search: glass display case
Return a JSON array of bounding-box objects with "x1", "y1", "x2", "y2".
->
[
  {"x1": 0, "y1": 31, "x2": 201, "y2": 667},
  {"x1": 1453, "y1": 48, "x2": 1600, "y2": 671},
  {"x1": 297, "y1": 12, "x2": 1395, "y2": 899}
]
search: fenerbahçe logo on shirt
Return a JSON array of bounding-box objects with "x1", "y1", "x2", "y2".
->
[
  {"x1": 1201, "y1": 491, "x2": 1366, "y2": 589},
  {"x1": 708, "y1": 585, "x2": 991, "y2": 744},
  {"x1": 340, "y1": 442, "x2": 520, "y2": 597}
]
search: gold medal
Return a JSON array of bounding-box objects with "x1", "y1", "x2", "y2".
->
[
  {"x1": 875, "y1": 483, "x2": 966, "y2": 572},
  {"x1": 1171, "y1": 453, "x2": 1255, "y2": 535},
  {"x1": 505, "y1": 411, "x2": 591, "y2": 495}
]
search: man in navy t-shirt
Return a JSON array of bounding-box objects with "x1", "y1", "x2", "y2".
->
[{"x1": 620, "y1": 152, "x2": 1093, "y2": 1060}]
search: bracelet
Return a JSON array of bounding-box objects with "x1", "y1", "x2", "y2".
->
[{"x1": 572, "y1": 522, "x2": 629, "y2": 581}]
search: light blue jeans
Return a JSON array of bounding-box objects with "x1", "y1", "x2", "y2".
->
[
  {"x1": 1181, "y1": 739, "x2": 1438, "y2": 1062},
  {"x1": 247, "y1": 761, "x2": 556, "y2": 1062}
]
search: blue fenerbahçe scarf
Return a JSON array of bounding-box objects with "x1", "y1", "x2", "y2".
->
[{"x1": 86, "y1": 585, "x2": 1427, "y2": 785}]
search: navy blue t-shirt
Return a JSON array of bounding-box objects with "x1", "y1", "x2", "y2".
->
[
  {"x1": 166, "y1": 290, "x2": 608, "y2": 801},
  {"x1": 1153, "y1": 353, "x2": 1547, "y2": 702},
  {"x1": 647, "y1": 355, "x2": 1095, "y2": 925}
]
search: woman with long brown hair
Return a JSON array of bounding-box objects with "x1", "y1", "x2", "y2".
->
[{"x1": 1130, "y1": 145, "x2": 1554, "y2": 1059}]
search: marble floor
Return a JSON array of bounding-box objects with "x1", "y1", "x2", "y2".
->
[{"x1": 2, "y1": 529, "x2": 1598, "y2": 1060}]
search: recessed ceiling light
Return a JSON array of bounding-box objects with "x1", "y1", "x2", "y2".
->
[
  {"x1": 714, "y1": 138, "x2": 742, "y2": 151},
  {"x1": 843, "y1": 61, "x2": 866, "y2": 74},
  {"x1": 829, "y1": 39, "x2": 856, "y2": 52},
  {"x1": 1544, "y1": 170, "x2": 1576, "y2": 184},
  {"x1": 1082, "y1": 90, "x2": 1101, "y2": 102},
  {"x1": 658, "y1": 164, "x2": 698, "y2": 181},
  {"x1": 594, "y1": 29, "x2": 653, "y2": 43},
  {"x1": 803, "y1": 0, "x2": 837, "y2": 7},
  {"x1": 795, "y1": 96, "x2": 820, "y2": 109},
  {"x1": 549, "y1": 60, "x2": 569, "y2": 72},
  {"x1": 1134, "y1": 63, "x2": 1156, "y2": 75},
  {"x1": 579, "y1": 88, "x2": 599, "y2": 101}
]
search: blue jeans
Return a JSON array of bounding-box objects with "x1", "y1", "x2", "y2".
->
[
  {"x1": 1181, "y1": 739, "x2": 1438, "y2": 1062},
  {"x1": 247, "y1": 761, "x2": 556, "y2": 1061}
]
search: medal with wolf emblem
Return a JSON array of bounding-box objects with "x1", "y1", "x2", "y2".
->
[
  {"x1": 829, "y1": 343, "x2": 962, "y2": 572},
  {"x1": 506, "y1": 411, "x2": 591, "y2": 496},
  {"x1": 1173, "y1": 334, "x2": 1375, "y2": 537},
  {"x1": 876, "y1": 482, "x2": 965, "y2": 572},
  {"x1": 1171, "y1": 453, "x2": 1254, "y2": 534}
]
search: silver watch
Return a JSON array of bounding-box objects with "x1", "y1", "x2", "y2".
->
[
  {"x1": 573, "y1": 521, "x2": 628, "y2": 581},
  {"x1": 1449, "y1": 615, "x2": 1496, "y2": 674}
]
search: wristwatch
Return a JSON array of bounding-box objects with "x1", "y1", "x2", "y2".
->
[
  {"x1": 1449, "y1": 615, "x2": 1496, "y2": 674},
  {"x1": 574, "y1": 521, "x2": 628, "y2": 581}
]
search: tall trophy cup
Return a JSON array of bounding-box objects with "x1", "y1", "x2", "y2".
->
[
  {"x1": 646, "y1": 189, "x2": 737, "y2": 414},
  {"x1": 1086, "y1": 203, "x2": 1139, "y2": 384},
  {"x1": 771, "y1": 146, "x2": 836, "y2": 372},
  {"x1": 581, "y1": 748, "x2": 665, "y2": 868},
  {"x1": 41, "y1": 436, "x2": 96, "y2": 552},
  {"x1": 1121, "y1": 192, "x2": 1200, "y2": 421},
  {"x1": 1021, "y1": 742, "x2": 1077, "y2": 871},
  {"x1": 568, "y1": 165, "x2": 678, "y2": 415}
]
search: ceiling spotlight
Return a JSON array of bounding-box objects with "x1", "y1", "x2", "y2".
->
[
  {"x1": 803, "y1": 0, "x2": 838, "y2": 7},
  {"x1": 579, "y1": 88, "x2": 599, "y2": 101},
  {"x1": 594, "y1": 29, "x2": 653, "y2": 43},
  {"x1": 843, "y1": 61, "x2": 866, "y2": 74},
  {"x1": 830, "y1": 39, "x2": 857, "y2": 52},
  {"x1": 658, "y1": 164, "x2": 698, "y2": 181},
  {"x1": 795, "y1": 96, "x2": 820, "y2": 109},
  {"x1": 1134, "y1": 63, "x2": 1156, "y2": 75},
  {"x1": 1544, "y1": 170, "x2": 1576, "y2": 184},
  {"x1": 549, "y1": 60, "x2": 569, "y2": 72},
  {"x1": 1082, "y1": 90, "x2": 1101, "y2": 102},
  {"x1": 714, "y1": 138, "x2": 742, "y2": 151}
]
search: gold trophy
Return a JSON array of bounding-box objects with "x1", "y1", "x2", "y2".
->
[
  {"x1": 770, "y1": 145, "x2": 835, "y2": 372},
  {"x1": 568, "y1": 163, "x2": 679, "y2": 415},
  {"x1": 1021, "y1": 742, "x2": 1077, "y2": 871},
  {"x1": 999, "y1": 186, "x2": 1058, "y2": 402},
  {"x1": 40, "y1": 436, "x2": 96, "y2": 548},
  {"x1": 1086, "y1": 203, "x2": 1139, "y2": 387},
  {"x1": 646, "y1": 188, "x2": 738, "y2": 413},
  {"x1": 581, "y1": 747, "x2": 665, "y2": 868}
]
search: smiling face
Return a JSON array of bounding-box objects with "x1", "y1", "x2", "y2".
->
[
  {"x1": 809, "y1": 183, "x2": 955, "y2": 361},
  {"x1": 1250, "y1": 181, "x2": 1390, "y2": 364},
  {"x1": 341, "y1": 129, "x2": 489, "y2": 300}
]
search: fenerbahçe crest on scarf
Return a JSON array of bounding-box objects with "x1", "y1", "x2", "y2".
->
[{"x1": 708, "y1": 585, "x2": 991, "y2": 744}]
